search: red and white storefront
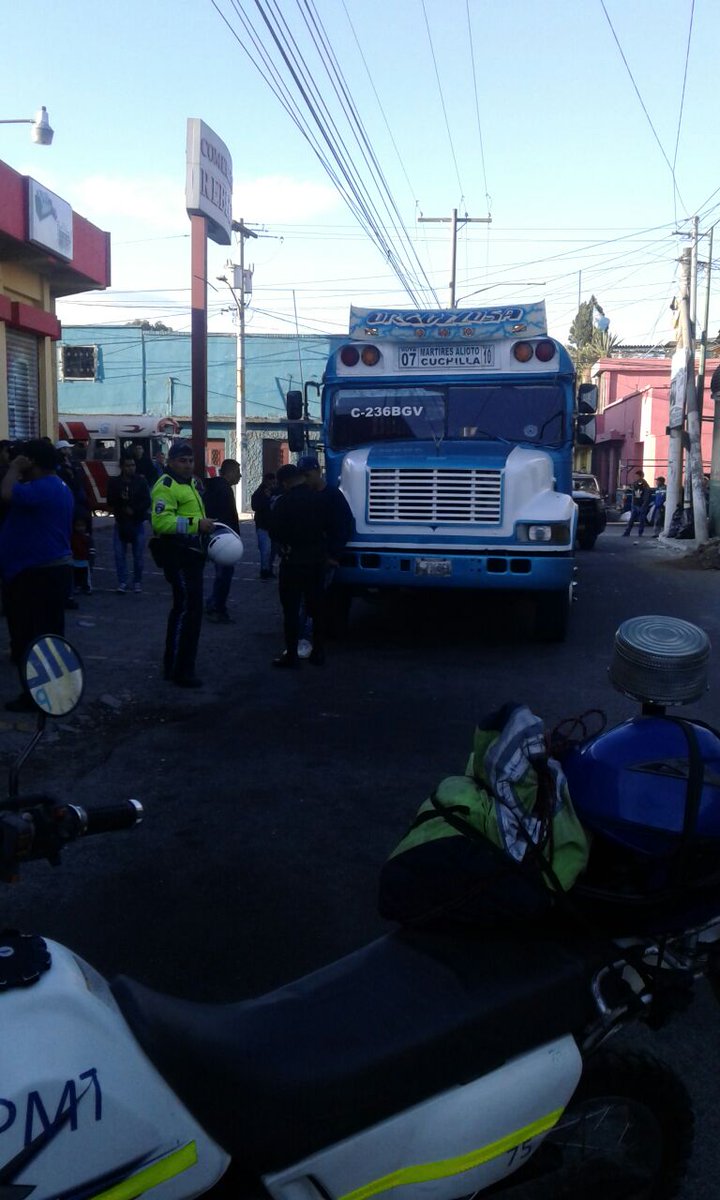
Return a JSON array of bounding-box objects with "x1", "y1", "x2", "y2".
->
[{"x1": 0, "y1": 159, "x2": 110, "y2": 441}]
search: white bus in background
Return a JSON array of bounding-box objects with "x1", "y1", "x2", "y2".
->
[{"x1": 57, "y1": 415, "x2": 181, "y2": 508}]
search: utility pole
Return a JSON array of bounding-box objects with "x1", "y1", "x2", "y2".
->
[
  {"x1": 418, "y1": 208, "x2": 492, "y2": 306},
  {"x1": 665, "y1": 248, "x2": 689, "y2": 537},
  {"x1": 229, "y1": 218, "x2": 257, "y2": 513},
  {"x1": 690, "y1": 214, "x2": 699, "y2": 330},
  {"x1": 678, "y1": 247, "x2": 708, "y2": 542},
  {"x1": 710, "y1": 362, "x2": 720, "y2": 536},
  {"x1": 665, "y1": 335, "x2": 686, "y2": 536},
  {"x1": 696, "y1": 223, "x2": 714, "y2": 421}
]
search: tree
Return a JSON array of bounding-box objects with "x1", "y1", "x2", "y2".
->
[
  {"x1": 568, "y1": 297, "x2": 622, "y2": 378},
  {"x1": 126, "y1": 319, "x2": 173, "y2": 332},
  {"x1": 568, "y1": 295, "x2": 605, "y2": 349},
  {"x1": 590, "y1": 328, "x2": 623, "y2": 358}
]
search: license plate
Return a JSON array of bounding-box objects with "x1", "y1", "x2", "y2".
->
[
  {"x1": 397, "y1": 344, "x2": 495, "y2": 370},
  {"x1": 415, "y1": 558, "x2": 452, "y2": 577}
]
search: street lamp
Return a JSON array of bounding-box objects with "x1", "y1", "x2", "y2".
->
[
  {"x1": 0, "y1": 107, "x2": 54, "y2": 145},
  {"x1": 455, "y1": 281, "x2": 545, "y2": 307}
]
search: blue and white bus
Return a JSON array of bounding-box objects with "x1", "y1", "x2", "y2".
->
[{"x1": 309, "y1": 303, "x2": 588, "y2": 640}]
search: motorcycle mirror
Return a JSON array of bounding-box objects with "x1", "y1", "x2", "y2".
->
[{"x1": 21, "y1": 636, "x2": 85, "y2": 718}]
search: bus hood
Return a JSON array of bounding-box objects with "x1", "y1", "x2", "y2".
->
[
  {"x1": 340, "y1": 444, "x2": 571, "y2": 537},
  {"x1": 362, "y1": 440, "x2": 512, "y2": 471}
]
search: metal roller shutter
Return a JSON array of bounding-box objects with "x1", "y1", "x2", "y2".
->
[{"x1": 6, "y1": 329, "x2": 40, "y2": 440}]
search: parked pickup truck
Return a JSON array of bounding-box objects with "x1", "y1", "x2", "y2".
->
[{"x1": 573, "y1": 472, "x2": 607, "y2": 550}]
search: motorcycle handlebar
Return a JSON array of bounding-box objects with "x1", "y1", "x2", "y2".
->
[
  {"x1": 0, "y1": 797, "x2": 143, "y2": 874},
  {"x1": 81, "y1": 799, "x2": 144, "y2": 836}
]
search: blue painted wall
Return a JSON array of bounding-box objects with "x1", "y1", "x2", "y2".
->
[{"x1": 57, "y1": 325, "x2": 344, "y2": 425}]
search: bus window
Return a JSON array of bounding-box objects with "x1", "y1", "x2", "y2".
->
[
  {"x1": 446, "y1": 384, "x2": 567, "y2": 445},
  {"x1": 330, "y1": 386, "x2": 445, "y2": 449},
  {"x1": 94, "y1": 440, "x2": 117, "y2": 461},
  {"x1": 120, "y1": 438, "x2": 152, "y2": 457}
]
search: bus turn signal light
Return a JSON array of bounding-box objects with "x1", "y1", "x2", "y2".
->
[
  {"x1": 512, "y1": 342, "x2": 534, "y2": 362},
  {"x1": 535, "y1": 340, "x2": 557, "y2": 362},
  {"x1": 361, "y1": 345, "x2": 381, "y2": 366}
]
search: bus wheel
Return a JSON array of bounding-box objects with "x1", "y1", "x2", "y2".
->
[{"x1": 535, "y1": 588, "x2": 570, "y2": 642}]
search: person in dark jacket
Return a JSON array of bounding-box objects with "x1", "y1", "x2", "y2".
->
[
  {"x1": 296, "y1": 454, "x2": 354, "y2": 649},
  {"x1": 251, "y1": 471, "x2": 277, "y2": 579},
  {"x1": 622, "y1": 469, "x2": 651, "y2": 539},
  {"x1": 203, "y1": 459, "x2": 241, "y2": 623},
  {"x1": 268, "y1": 463, "x2": 333, "y2": 668},
  {"x1": 107, "y1": 454, "x2": 151, "y2": 593},
  {"x1": 55, "y1": 440, "x2": 92, "y2": 520},
  {"x1": 297, "y1": 454, "x2": 354, "y2": 563},
  {"x1": 130, "y1": 442, "x2": 159, "y2": 486}
]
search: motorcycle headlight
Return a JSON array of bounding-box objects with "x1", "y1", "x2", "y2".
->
[{"x1": 516, "y1": 522, "x2": 572, "y2": 545}]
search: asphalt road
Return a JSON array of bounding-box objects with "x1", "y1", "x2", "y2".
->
[{"x1": 1, "y1": 518, "x2": 718, "y2": 1198}]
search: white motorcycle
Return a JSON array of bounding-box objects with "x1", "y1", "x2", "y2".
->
[{"x1": 1, "y1": 618, "x2": 718, "y2": 1199}]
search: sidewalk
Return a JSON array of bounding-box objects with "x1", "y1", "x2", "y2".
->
[{"x1": 0, "y1": 516, "x2": 276, "y2": 760}]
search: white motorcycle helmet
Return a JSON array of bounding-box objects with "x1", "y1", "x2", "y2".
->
[{"x1": 207, "y1": 523, "x2": 244, "y2": 566}]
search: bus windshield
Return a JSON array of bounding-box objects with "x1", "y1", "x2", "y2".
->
[{"x1": 329, "y1": 383, "x2": 567, "y2": 449}]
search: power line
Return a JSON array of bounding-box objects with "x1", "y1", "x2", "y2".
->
[
  {"x1": 599, "y1": 0, "x2": 687, "y2": 213},
  {"x1": 671, "y1": 0, "x2": 696, "y2": 226},
  {"x1": 210, "y1": 0, "x2": 438, "y2": 305},
  {"x1": 420, "y1": 0, "x2": 464, "y2": 204},
  {"x1": 672, "y1": 0, "x2": 695, "y2": 174},
  {"x1": 297, "y1": 0, "x2": 439, "y2": 302},
  {"x1": 465, "y1": 0, "x2": 490, "y2": 213},
  {"x1": 338, "y1": 0, "x2": 418, "y2": 210}
]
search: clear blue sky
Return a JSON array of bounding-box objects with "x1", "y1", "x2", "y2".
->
[{"x1": 3, "y1": 0, "x2": 719, "y2": 347}]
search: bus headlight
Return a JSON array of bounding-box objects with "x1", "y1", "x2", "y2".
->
[{"x1": 516, "y1": 522, "x2": 572, "y2": 545}]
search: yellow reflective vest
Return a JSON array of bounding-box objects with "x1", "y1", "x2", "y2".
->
[{"x1": 151, "y1": 473, "x2": 206, "y2": 542}]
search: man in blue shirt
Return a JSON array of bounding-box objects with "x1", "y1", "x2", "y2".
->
[{"x1": 0, "y1": 440, "x2": 74, "y2": 711}]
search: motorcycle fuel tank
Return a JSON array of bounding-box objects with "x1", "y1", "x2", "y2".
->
[
  {"x1": 0, "y1": 938, "x2": 229, "y2": 1198},
  {"x1": 564, "y1": 715, "x2": 720, "y2": 855}
]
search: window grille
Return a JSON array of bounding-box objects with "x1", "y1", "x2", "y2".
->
[
  {"x1": 60, "y1": 344, "x2": 97, "y2": 380},
  {"x1": 6, "y1": 330, "x2": 40, "y2": 439}
]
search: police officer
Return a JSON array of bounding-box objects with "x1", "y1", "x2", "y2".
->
[{"x1": 151, "y1": 442, "x2": 215, "y2": 687}]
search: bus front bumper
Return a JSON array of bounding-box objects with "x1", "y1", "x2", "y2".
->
[{"x1": 336, "y1": 548, "x2": 575, "y2": 591}]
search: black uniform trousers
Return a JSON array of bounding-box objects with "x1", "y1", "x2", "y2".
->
[
  {"x1": 278, "y1": 559, "x2": 325, "y2": 661},
  {"x1": 163, "y1": 551, "x2": 205, "y2": 681}
]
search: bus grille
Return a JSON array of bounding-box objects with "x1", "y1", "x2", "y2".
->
[{"x1": 367, "y1": 468, "x2": 503, "y2": 524}]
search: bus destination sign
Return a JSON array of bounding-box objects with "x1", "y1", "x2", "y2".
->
[{"x1": 397, "y1": 343, "x2": 495, "y2": 370}]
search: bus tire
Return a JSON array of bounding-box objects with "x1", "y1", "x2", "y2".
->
[{"x1": 535, "y1": 588, "x2": 570, "y2": 642}]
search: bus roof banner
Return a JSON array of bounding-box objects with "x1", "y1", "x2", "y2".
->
[{"x1": 349, "y1": 303, "x2": 547, "y2": 343}]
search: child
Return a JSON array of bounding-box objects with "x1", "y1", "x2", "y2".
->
[{"x1": 71, "y1": 514, "x2": 95, "y2": 594}]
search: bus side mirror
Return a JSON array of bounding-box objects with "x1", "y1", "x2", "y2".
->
[
  {"x1": 287, "y1": 424, "x2": 305, "y2": 453},
  {"x1": 576, "y1": 383, "x2": 598, "y2": 446},
  {"x1": 286, "y1": 391, "x2": 303, "y2": 421}
]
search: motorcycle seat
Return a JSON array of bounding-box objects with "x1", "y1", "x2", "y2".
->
[{"x1": 112, "y1": 926, "x2": 608, "y2": 1173}]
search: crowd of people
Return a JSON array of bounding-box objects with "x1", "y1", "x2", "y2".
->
[
  {"x1": 620, "y1": 470, "x2": 714, "y2": 542},
  {"x1": 0, "y1": 435, "x2": 354, "y2": 709}
]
